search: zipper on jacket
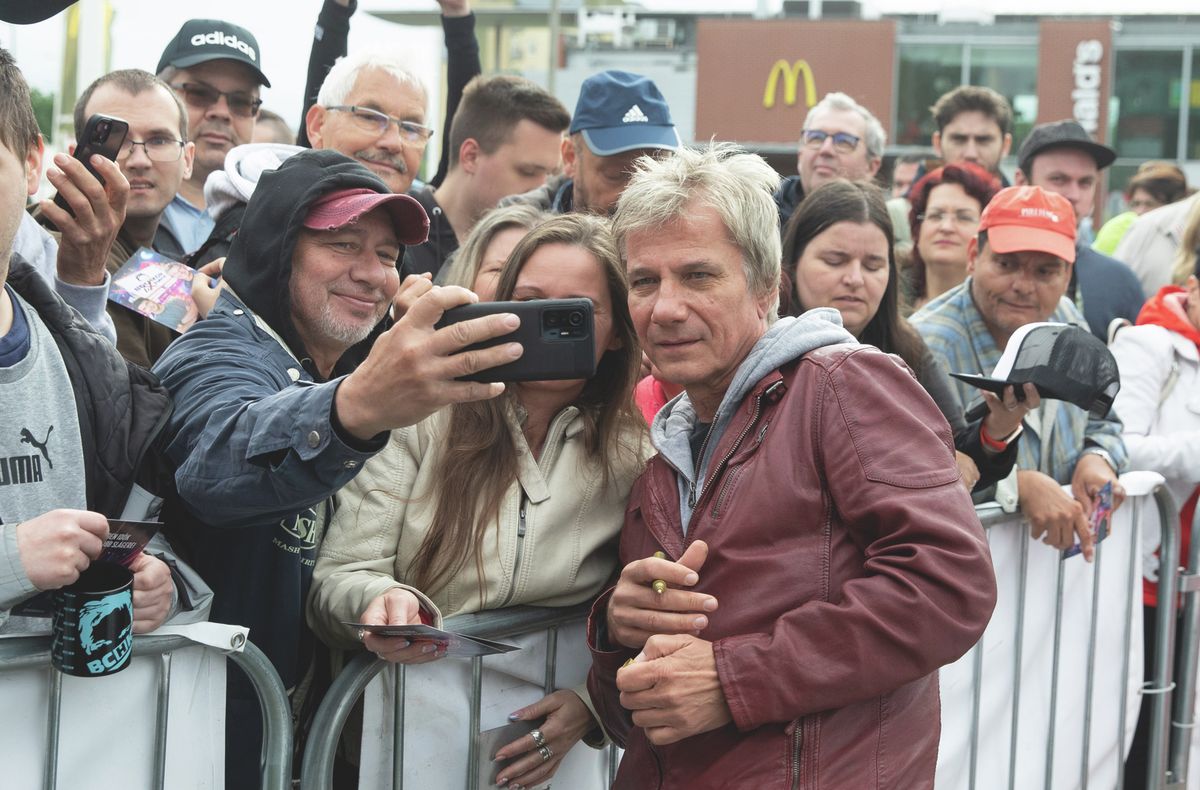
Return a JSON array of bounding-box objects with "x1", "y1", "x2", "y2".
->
[
  {"x1": 498, "y1": 494, "x2": 529, "y2": 608},
  {"x1": 710, "y1": 465, "x2": 743, "y2": 518},
  {"x1": 790, "y1": 719, "x2": 803, "y2": 790},
  {"x1": 689, "y1": 381, "x2": 782, "y2": 510}
]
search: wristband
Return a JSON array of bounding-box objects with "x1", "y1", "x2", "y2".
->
[{"x1": 980, "y1": 421, "x2": 1022, "y2": 451}]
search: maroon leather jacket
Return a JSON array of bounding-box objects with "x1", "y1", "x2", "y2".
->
[{"x1": 588, "y1": 344, "x2": 996, "y2": 789}]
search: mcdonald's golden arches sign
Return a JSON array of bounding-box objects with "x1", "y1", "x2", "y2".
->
[{"x1": 695, "y1": 19, "x2": 895, "y2": 146}]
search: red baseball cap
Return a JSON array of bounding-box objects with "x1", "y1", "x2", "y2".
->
[
  {"x1": 302, "y1": 188, "x2": 430, "y2": 246},
  {"x1": 978, "y1": 185, "x2": 1077, "y2": 264}
]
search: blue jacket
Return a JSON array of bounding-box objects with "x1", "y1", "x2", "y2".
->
[
  {"x1": 154, "y1": 292, "x2": 385, "y2": 690},
  {"x1": 152, "y1": 150, "x2": 399, "y2": 696},
  {"x1": 1071, "y1": 244, "x2": 1146, "y2": 341}
]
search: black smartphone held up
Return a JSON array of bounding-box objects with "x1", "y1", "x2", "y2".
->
[
  {"x1": 435, "y1": 298, "x2": 596, "y2": 383},
  {"x1": 52, "y1": 113, "x2": 129, "y2": 216}
]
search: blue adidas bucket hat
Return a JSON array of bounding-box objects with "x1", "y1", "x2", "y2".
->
[{"x1": 569, "y1": 70, "x2": 679, "y2": 156}]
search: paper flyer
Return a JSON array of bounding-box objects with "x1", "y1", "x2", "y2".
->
[
  {"x1": 344, "y1": 622, "x2": 520, "y2": 657},
  {"x1": 108, "y1": 247, "x2": 199, "y2": 333},
  {"x1": 1063, "y1": 481, "x2": 1114, "y2": 560},
  {"x1": 11, "y1": 520, "x2": 161, "y2": 617}
]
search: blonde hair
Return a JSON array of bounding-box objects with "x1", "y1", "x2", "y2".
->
[
  {"x1": 410, "y1": 214, "x2": 645, "y2": 595},
  {"x1": 1172, "y1": 198, "x2": 1200, "y2": 285},
  {"x1": 440, "y1": 203, "x2": 550, "y2": 289}
]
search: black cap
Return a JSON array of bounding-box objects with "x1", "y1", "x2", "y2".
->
[
  {"x1": 1, "y1": 0, "x2": 76, "y2": 24},
  {"x1": 1017, "y1": 120, "x2": 1116, "y2": 172},
  {"x1": 156, "y1": 19, "x2": 270, "y2": 88},
  {"x1": 952, "y1": 323, "x2": 1120, "y2": 420}
]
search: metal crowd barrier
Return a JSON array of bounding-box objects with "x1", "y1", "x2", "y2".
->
[
  {"x1": 0, "y1": 632, "x2": 292, "y2": 790},
  {"x1": 296, "y1": 482, "x2": 1200, "y2": 790},
  {"x1": 942, "y1": 477, "x2": 1179, "y2": 790},
  {"x1": 1168, "y1": 503, "x2": 1200, "y2": 788},
  {"x1": 300, "y1": 602, "x2": 615, "y2": 790}
]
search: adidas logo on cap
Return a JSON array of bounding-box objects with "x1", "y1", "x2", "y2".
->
[
  {"x1": 622, "y1": 104, "x2": 649, "y2": 124},
  {"x1": 190, "y1": 31, "x2": 258, "y2": 62}
]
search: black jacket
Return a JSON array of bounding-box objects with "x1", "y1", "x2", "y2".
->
[
  {"x1": 8, "y1": 256, "x2": 173, "y2": 515},
  {"x1": 401, "y1": 184, "x2": 459, "y2": 277}
]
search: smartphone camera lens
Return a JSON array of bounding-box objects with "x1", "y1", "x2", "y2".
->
[
  {"x1": 96, "y1": 121, "x2": 111, "y2": 142},
  {"x1": 545, "y1": 312, "x2": 562, "y2": 327},
  {"x1": 568, "y1": 311, "x2": 584, "y2": 327}
]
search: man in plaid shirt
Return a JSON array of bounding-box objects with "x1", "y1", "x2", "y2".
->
[{"x1": 911, "y1": 185, "x2": 1126, "y2": 560}]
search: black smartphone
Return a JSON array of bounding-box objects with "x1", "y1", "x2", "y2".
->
[
  {"x1": 52, "y1": 113, "x2": 129, "y2": 216},
  {"x1": 435, "y1": 298, "x2": 596, "y2": 383}
]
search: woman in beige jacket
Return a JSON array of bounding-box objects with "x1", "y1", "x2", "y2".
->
[{"x1": 309, "y1": 214, "x2": 648, "y2": 790}]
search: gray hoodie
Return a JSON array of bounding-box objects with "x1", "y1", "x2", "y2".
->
[{"x1": 651, "y1": 308, "x2": 855, "y2": 532}]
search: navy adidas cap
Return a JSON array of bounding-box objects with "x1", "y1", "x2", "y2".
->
[
  {"x1": 156, "y1": 19, "x2": 270, "y2": 88},
  {"x1": 569, "y1": 70, "x2": 679, "y2": 156}
]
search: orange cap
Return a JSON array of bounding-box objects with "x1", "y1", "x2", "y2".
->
[{"x1": 978, "y1": 185, "x2": 1077, "y2": 264}]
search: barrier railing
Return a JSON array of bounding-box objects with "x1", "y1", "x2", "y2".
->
[
  {"x1": 300, "y1": 603, "x2": 612, "y2": 790},
  {"x1": 937, "y1": 473, "x2": 1177, "y2": 790},
  {"x1": 0, "y1": 631, "x2": 292, "y2": 790},
  {"x1": 1168, "y1": 503, "x2": 1200, "y2": 788},
  {"x1": 14, "y1": 480, "x2": 1189, "y2": 790}
]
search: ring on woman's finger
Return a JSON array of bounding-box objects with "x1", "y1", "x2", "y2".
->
[
  {"x1": 529, "y1": 729, "x2": 546, "y2": 748},
  {"x1": 539, "y1": 744, "x2": 553, "y2": 761},
  {"x1": 357, "y1": 628, "x2": 366, "y2": 642}
]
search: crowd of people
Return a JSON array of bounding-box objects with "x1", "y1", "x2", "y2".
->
[{"x1": 2, "y1": 2, "x2": 1200, "y2": 789}]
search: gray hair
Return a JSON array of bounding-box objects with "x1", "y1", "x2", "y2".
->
[
  {"x1": 440, "y1": 203, "x2": 551, "y2": 289},
  {"x1": 612, "y1": 143, "x2": 782, "y2": 318},
  {"x1": 803, "y1": 91, "x2": 887, "y2": 161},
  {"x1": 316, "y1": 49, "x2": 427, "y2": 108}
]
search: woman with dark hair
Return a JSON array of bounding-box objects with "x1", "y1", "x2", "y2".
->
[
  {"x1": 907, "y1": 162, "x2": 1002, "y2": 310},
  {"x1": 783, "y1": 179, "x2": 1030, "y2": 492},
  {"x1": 310, "y1": 214, "x2": 649, "y2": 789}
]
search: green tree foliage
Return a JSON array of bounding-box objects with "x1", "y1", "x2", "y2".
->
[{"x1": 30, "y1": 88, "x2": 54, "y2": 139}]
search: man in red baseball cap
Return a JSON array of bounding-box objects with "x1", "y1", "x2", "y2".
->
[
  {"x1": 152, "y1": 148, "x2": 523, "y2": 788},
  {"x1": 912, "y1": 184, "x2": 1127, "y2": 560}
]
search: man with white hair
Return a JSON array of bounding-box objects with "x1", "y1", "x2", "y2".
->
[
  {"x1": 305, "y1": 49, "x2": 432, "y2": 197},
  {"x1": 587, "y1": 144, "x2": 994, "y2": 787},
  {"x1": 774, "y1": 91, "x2": 885, "y2": 227}
]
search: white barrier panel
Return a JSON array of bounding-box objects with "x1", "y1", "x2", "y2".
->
[
  {"x1": 937, "y1": 477, "x2": 1158, "y2": 790},
  {"x1": 358, "y1": 619, "x2": 608, "y2": 790},
  {"x1": 0, "y1": 622, "x2": 244, "y2": 789}
]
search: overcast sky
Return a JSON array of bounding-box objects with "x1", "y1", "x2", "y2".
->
[{"x1": 0, "y1": 0, "x2": 443, "y2": 139}]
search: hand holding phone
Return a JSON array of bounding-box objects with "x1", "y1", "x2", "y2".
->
[
  {"x1": 40, "y1": 115, "x2": 130, "y2": 287},
  {"x1": 52, "y1": 114, "x2": 128, "y2": 217},
  {"x1": 435, "y1": 298, "x2": 596, "y2": 383}
]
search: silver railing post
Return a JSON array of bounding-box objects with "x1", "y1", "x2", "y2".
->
[
  {"x1": 1147, "y1": 484, "x2": 1182, "y2": 789},
  {"x1": 1116, "y1": 496, "x2": 1143, "y2": 790},
  {"x1": 1169, "y1": 502, "x2": 1200, "y2": 784},
  {"x1": 301, "y1": 604, "x2": 594, "y2": 790},
  {"x1": 392, "y1": 663, "x2": 405, "y2": 789},
  {"x1": 0, "y1": 632, "x2": 290, "y2": 790},
  {"x1": 152, "y1": 652, "x2": 173, "y2": 790},
  {"x1": 42, "y1": 667, "x2": 62, "y2": 790}
]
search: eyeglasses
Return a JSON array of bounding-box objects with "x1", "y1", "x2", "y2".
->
[
  {"x1": 121, "y1": 136, "x2": 186, "y2": 163},
  {"x1": 326, "y1": 106, "x2": 435, "y2": 145},
  {"x1": 917, "y1": 210, "x2": 980, "y2": 226},
  {"x1": 170, "y1": 82, "x2": 262, "y2": 118},
  {"x1": 801, "y1": 129, "x2": 861, "y2": 154}
]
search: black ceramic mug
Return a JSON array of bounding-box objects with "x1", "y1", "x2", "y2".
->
[{"x1": 50, "y1": 561, "x2": 134, "y2": 677}]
